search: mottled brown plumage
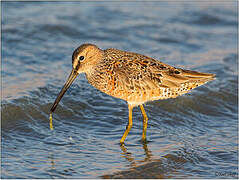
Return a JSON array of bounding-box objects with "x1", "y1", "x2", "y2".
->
[
  {"x1": 50, "y1": 43, "x2": 215, "y2": 143},
  {"x1": 76, "y1": 44, "x2": 215, "y2": 106}
]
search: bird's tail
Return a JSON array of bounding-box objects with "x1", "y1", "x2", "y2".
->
[
  {"x1": 180, "y1": 69, "x2": 215, "y2": 81},
  {"x1": 164, "y1": 69, "x2": 216, "y2": 98}
]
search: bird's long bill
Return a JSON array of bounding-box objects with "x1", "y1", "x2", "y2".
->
[{"x1": 50, "y1": 69, "x2": 79, "y2": 113}]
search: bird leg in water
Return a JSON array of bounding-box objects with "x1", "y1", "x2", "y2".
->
[
  {"x1": 120, "y1": 104, "x2": 133, "y2": 144},
  {"x1": 140, "y1": 104, "x2": 148, "y2": 141}
]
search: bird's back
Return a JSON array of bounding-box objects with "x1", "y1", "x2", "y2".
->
[{"x1": 86, "y1": 48, "x2": 215, "y2": 106}]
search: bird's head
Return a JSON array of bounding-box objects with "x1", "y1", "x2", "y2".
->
[
  {"x1": 50, "y1": 43, "x2": 102, "y2": 113},
  {"x1": 72, "y1": 43, "x2": 103, "y2": 74}
]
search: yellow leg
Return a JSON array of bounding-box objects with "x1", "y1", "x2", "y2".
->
[
  {"x1": 120, "y1": 104, "x2": 133, "y2": 144},
  {"x1": 140, "y1": 104, "x2": 148, "y2": 141}
]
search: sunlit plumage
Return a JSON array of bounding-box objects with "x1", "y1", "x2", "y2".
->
[{"x1": 50, "y1": 43, "x2": 215, "y2": 143}]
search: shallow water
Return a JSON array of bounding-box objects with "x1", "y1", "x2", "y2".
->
[{"x1": 1, "y1": 1, "x2": 238, "y2": 179}]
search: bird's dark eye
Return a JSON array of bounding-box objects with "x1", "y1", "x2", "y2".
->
[{"x1": 79, "y1": 56, "x2": 84, "y2": 61}]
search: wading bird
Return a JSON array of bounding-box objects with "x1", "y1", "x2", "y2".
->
[{"x1": 50, "y1": 44, "x2": 215, "y2": 143}]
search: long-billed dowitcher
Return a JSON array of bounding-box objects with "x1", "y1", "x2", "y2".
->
[{"x1": 50, "y1": 43, "x2": 215, "y2": 143}]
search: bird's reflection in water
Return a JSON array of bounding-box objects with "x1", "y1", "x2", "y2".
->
[
  {"x1": 47, "y1": 151, "x2": 77, "y2": 177},
  {"x1": 102, "y1": 143, "x2": 187, "y2": 178},
  {"x1": 47, "y1": 151, "x2": 56, "y2": 178},
  {"x1": 120, "y1": 141, "x2": 152, "y2": 167},
  {"x1": 48, "y1": 152, "x2": 55, "y2": 169}
]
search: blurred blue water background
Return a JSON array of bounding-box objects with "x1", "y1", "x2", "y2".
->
[{"x1": 1, "y1": 1, "x2": 238, "y2": 178}]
